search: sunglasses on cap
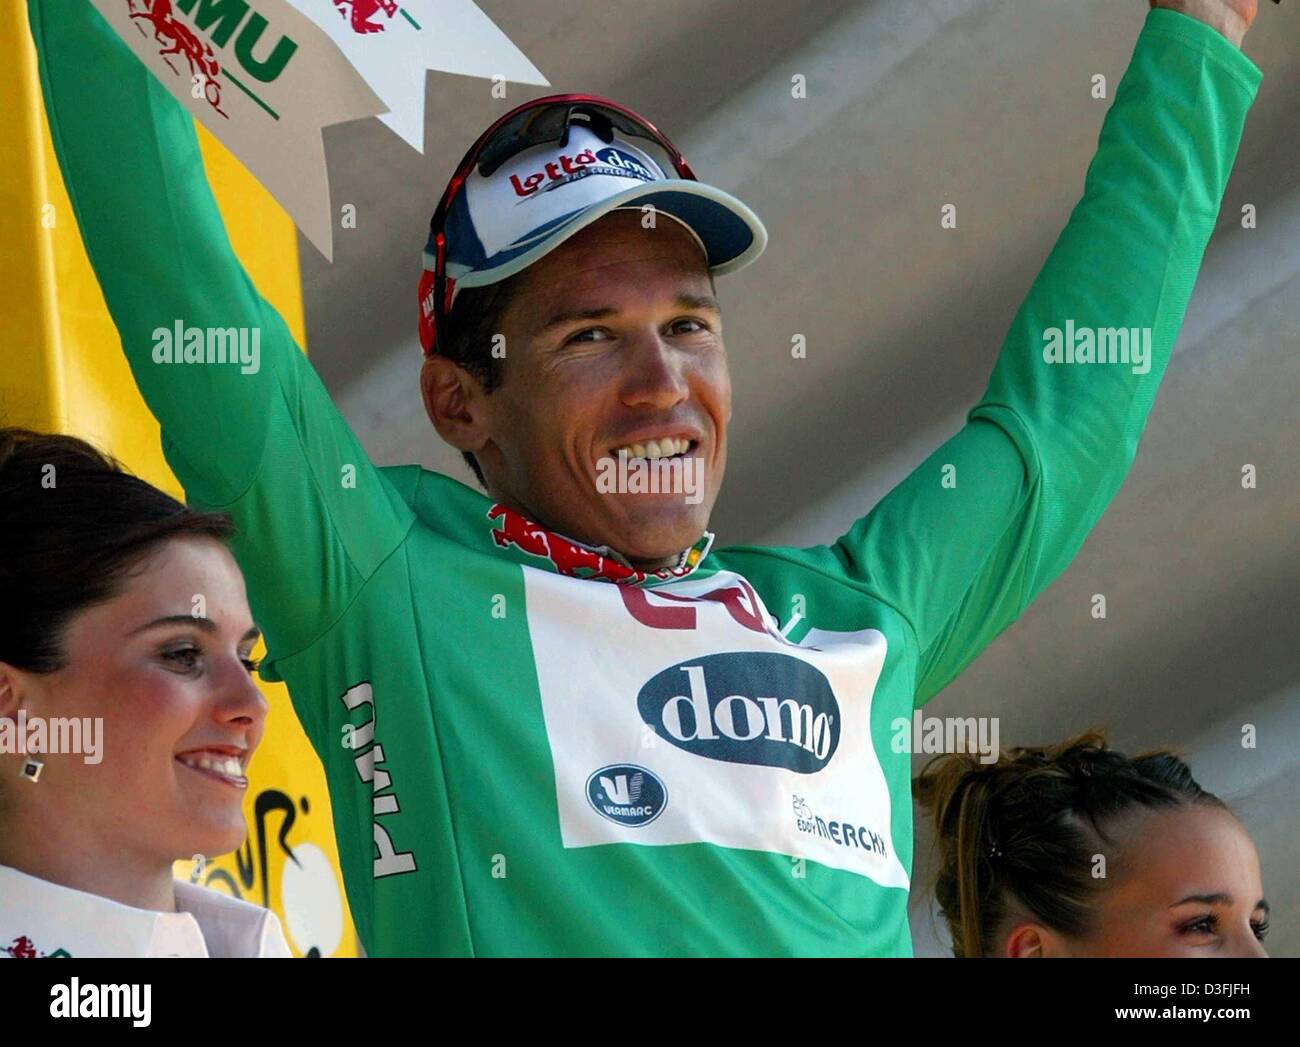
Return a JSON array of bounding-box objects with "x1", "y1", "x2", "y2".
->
[{"x1": 419, "y1": 94, "x2": 698, "y2": 358}]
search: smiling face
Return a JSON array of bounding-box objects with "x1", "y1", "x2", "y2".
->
[
  {"x1": 0, "y1": 536, "x2": 266, "y2": 874},
  {"x1": 423, "y1": 209, "x2": 730, "y2": 568},
  {"x1": 1003, "y1": 804, "x2": 1270, "y2": 957}
]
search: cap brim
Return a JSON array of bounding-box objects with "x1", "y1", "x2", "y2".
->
[{"x1": 438, "y1": 180, "x2": 767, "y2": 290}]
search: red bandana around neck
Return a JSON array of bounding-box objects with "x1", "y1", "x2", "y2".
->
[{"x1": 485, "y1": 504, "x2": 712, "y2": 585}]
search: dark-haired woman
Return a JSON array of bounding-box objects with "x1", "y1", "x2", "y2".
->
[
  {"x1": 0, "y1": 428, "x2": 289, "y2": 957},
  {"x1": 914, "y1": 732, "x2": 1269, "y2": 957}
]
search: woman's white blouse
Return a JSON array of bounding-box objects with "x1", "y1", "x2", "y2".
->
[{"x1": 0, "y1": 864, "x2": 292, "y2": 957}]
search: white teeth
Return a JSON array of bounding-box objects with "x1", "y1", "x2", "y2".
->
[
  {"x1": 613, "y1": 437, "x2": 692, "y2": 461},
  {"x1": 180, "y1": 753, "x2": 243, "y2": 778}
]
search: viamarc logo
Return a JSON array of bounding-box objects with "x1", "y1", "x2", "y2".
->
[
  {"x1": 637, "y1": 653, "x2": 840, "y2": 773},
  {"x1": 586, "y1": 764, "x2": 667, "y2": 827}
]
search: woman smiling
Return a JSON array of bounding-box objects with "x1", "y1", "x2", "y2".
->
[{"x1": 0, "y1": 428, "x2": 289, "y2": 957}]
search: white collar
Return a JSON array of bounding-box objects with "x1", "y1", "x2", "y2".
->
[{"x1": 0, "y1": 864, "x2": 291, "y2": 958}]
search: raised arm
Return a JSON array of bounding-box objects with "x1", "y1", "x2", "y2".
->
[
  {"x1": 826, "y1": 5, "x2": 1262, "y2": 703},
  {"x1": 28, "y1": 0, "x2": 412, "y2": 666}
]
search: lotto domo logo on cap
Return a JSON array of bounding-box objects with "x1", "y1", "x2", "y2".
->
[
  {"x1": 451, "y1": 125, "x2": 669, "y2": 275},
  {"x1": 422, "y1": 103, "x2": 769, "y2": 354}
]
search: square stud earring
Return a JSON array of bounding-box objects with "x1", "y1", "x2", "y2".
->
[{"x1": 20, "y1": 758, "x2": 44, "y2": 783}]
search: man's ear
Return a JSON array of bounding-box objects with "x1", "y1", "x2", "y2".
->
[{"x1": 420, "y1": 355, "x2": 492, "y2": 455}]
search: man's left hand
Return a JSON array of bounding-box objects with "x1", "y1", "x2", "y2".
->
[{"x1": 1149, "y1": 0, "x2": 1260, "y2": 48}]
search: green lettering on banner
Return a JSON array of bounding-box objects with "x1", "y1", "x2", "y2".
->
[
  {"x1": 173, "y1": 0, "x2": 298, "y2": 84},
  {"x1": 235, "y1": 13, "x2": 298, "y2": 83},
  {"x1": 176, "y1": 0, "x2": 249, "y2": 47}
]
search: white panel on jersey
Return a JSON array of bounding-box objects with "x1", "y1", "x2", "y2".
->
[{"x1": 522, "y1": 567, "x2": 908, "y2": 889}]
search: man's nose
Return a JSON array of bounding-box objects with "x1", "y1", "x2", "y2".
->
[{"x1": 618, "y1": 331, "x2": 689, "y2": 410}]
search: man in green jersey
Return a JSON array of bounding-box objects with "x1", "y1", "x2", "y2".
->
[{"x1": 27, "y1": 0, "x2": 1264, "y2": 955}]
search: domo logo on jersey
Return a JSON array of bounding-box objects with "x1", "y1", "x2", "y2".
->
[
  {"x1": 637, "y1": 653, "x2": 840, "y2": 773},
  {"x1": 586, "y1": 765, "x2": 667, "y2": 827}
]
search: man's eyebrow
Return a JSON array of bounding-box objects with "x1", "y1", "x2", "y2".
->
[
  {"x1": 537, "y1": 306, "x2": 617, "y2": 334},
  {"x1": 674, "y1": 292, "x2": 721, "y2": 313},
  {"x1": 536, "y1": 293, "x2": 721, "y2": 334}
]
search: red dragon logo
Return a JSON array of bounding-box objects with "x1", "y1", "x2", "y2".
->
[
  {"x1": 333, "y1": 0, "x2": 398, "y2": 35},
  {"x1": 487, "y1": 504, "x2": 619, "y2": 581},
  {"x1": 4, "y1": 935, "x2": 44, "y2": 958},
  {"x1": 126, "y1": 0, "x2": 228, "y2": 119}
]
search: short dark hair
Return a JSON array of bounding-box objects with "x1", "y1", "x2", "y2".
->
[
  {"x1": 437, "y1": 276, "x2": 524, "y2": 487},
  {"x1": 0, "y1": 428, "x2": 235, "y2": 674}
]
